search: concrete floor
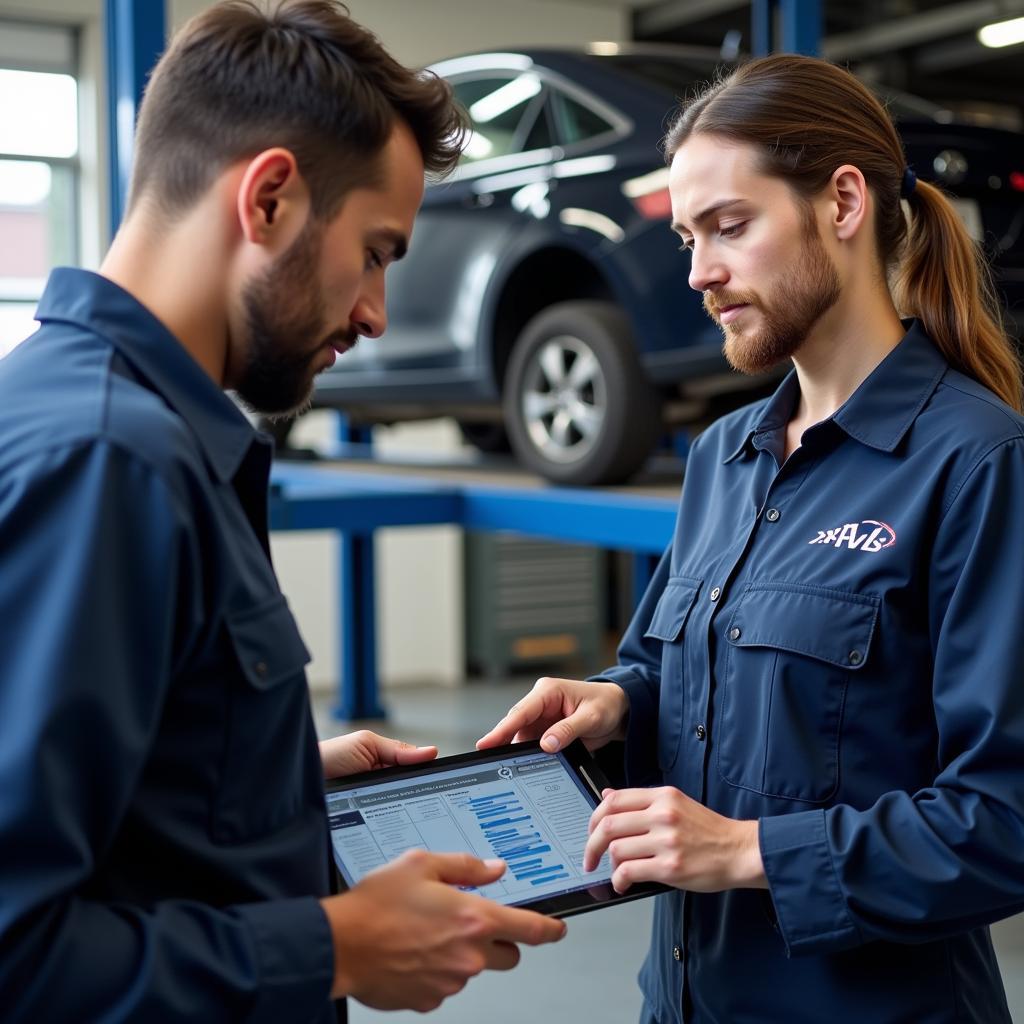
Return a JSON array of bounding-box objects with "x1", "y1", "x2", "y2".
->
[{"x1": 313, "y1": 682, "x2": 1024, "y2": 1023}]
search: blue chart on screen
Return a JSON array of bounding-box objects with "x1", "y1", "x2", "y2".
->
[{"x1": 326, "y1": 749, "x2": 612, "y2": 906}]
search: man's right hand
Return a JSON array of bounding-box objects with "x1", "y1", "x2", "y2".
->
[
  {"x1": 320, "y1": 850, "x2": 566, "y2": 1012},
  {"x1": 476, "y1": 677, "x2": 629, "y2": 754}
]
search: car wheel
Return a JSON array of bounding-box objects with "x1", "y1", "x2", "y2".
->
[{"x1": 503, "y1": 301, "x2": 661, "y2": 485}]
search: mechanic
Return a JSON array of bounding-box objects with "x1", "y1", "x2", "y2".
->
[
  {"x1": 480, "y1": 52, "x2": 1024, "y2": 1023},
  {"x1": 0, "y1": 2, "x2": 564, "y2": 1021}
]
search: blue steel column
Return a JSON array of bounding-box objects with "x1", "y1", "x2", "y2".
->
[
  {"x1": 334, "y1": 412, "x2": 384, "y2": 720},
  {"x1": 337, "y1": 532, "x2": 387, "y2": 720},
  {"x1": 781, "y1": 0, "x2": 821, "y2": 55},
  {"x1": 752, "y1": 0, "x2": 820, "y2": 56},
  {"x1": 105, "y1": 0, "x2": 165, "y2": 236},
  {"x1": 752, "y1": 0, "x2": 773, "y2": 57}
]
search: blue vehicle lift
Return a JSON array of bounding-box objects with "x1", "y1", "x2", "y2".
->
[{"x1": 269, "y1": 462, "x2": 678, "y2": 720}]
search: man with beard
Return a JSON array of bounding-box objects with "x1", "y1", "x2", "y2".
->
[
  {"x1": 0, "y1": 3, "x2": 565, "y2": 1022},
  {"x1": 479, "y1": 54, "x2": 1024, "y2": 1023}
]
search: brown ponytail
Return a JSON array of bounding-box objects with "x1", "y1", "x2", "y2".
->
[
  {"x1": 896, "y1": 180, "x2": 1021, "y2": 410},
  {"x1": 664, "y1": 54, "x2": 1022, "y2": 411}
]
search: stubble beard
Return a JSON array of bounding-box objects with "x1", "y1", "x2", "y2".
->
[
  {"x1": 707, "y1": 222, "x2": 842, "y2": 376},
  {"x1": 234, "y1": 220, "x2": 335, "y2": 420}
]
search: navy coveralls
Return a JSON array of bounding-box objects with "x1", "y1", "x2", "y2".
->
[
  {"x1": 0, "y1": 270, "x2": 340, "y2": 1022},
  {"x1": 596, "y1": 322, "x2": 1024, "y2": 1023}
]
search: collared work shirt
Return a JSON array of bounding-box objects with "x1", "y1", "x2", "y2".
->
[
  {"x1": 0, "y1": 269, "x2": 338, "y2": 1022},
  {"x1": 597, "y1": 323, "x2": 1024, "y2": 1023}
]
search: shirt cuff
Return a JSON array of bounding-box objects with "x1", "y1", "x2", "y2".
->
[
  {"x1": 587, "y1": 667, "x2": 661, "y2": 788},
  {"x1": 759, "y1": 810, "x2": 861, "y2": 957},
  {"x1": 232, "y1": 896, "x2": 335, "y2": 1023}
]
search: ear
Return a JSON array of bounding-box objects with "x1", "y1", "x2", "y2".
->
[
  {"x1": 235, "y1": 147, "x2": 311, "y2": 250},
  {"x1": 829, "y1": 164, "x2": 869, "y2": 242}
]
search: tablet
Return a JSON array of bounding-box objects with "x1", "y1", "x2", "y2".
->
[{"x1": 324, "y1": 740, "x2": 667, "y2": 918}]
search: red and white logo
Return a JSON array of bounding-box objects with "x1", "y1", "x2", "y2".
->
[{"x1": 808, "y1": 520, "x2": 896, "y2": 552}]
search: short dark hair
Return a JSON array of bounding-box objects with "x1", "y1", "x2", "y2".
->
[{"x1": 128, "y1": 0, "x2": 465, "y2": 219}]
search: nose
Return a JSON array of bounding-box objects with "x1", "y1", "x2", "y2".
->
[
  {"x1": 687, "y1": 242, "x2": 727, "y2": 294},
  {"x1": 350, "y1": 279, "x2": 387, "y2": 339}
]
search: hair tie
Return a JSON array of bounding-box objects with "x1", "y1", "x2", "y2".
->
[{"x1": 900, "y1": 166, "x2": 917, "y2": 198}]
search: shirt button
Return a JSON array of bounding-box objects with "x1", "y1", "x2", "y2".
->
[
  {"x1": 254, "y1": 660, "x2": 269, "y2": 678},
  {"x1": 766, "y1": 508, "x2": 780, "y2": 522},
  {"x1": 695, "y1": 724, "x2": 706, "y2": 741},
  {"x1": 728, "y1": 627, "x2": 741, "y2": 641},
  {"x1": 710, "y1": 586, "x2": 721, "y2": 601},
  {"x1": 673, "y1": 945, "x2": 682, "y2": 962},
  {"x1": 848, "y1": 650, "x2": 863, "y2": 666}
]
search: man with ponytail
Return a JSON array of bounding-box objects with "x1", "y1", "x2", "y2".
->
[{"x1": 481, "y1": 53, "x2": 1024, "y2": 1022}]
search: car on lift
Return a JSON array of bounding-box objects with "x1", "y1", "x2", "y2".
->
[{"x1": 288, "y1": 44, "x2": 1024, "y2": 485}]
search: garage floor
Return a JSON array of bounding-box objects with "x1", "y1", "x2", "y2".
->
[{"x1": 313, "y1": 683, "x2": 1024, "y2": 1023}]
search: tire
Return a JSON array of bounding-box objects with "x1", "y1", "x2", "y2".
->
[{"x1": 502, "y1": 301, "x2": 661, "y2": 485}]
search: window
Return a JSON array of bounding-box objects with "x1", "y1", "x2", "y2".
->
[
  {"x1": 452, "y1": 73, "x2": 547, "y2": 164},
  {"x1": 0, "y1": 20, "x2": 79, "y2": 358},
  {"x1": 551, "y1": 92, "x2": 615, "y2": 146}
]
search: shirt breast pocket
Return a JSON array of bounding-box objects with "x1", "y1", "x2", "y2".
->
[
  {"x1": 717, "y1": 582, "x2": 878, "y2": 803},
  {"x1": 643, "y1": 575, "x2": 702, "y2": 772},
  {"x1": 212, "y1": 596, "x2": 313, "y2": 843}
]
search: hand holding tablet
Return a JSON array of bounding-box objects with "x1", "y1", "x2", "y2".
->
[{"x1": 325, "y1": 740, "x2": 668, "y2": 918}]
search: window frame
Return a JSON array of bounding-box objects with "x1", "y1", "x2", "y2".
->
[{"x1": 0, "y1": 17, "x2": 81, "y2": 350}]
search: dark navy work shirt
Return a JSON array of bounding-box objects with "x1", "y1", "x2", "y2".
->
[
  {"x1": 0, "y1": 269, "x2": 338, "y2": 1022},
  {"x1": 597, "y1": 323, "x2": 1024, "y2": 1023}
]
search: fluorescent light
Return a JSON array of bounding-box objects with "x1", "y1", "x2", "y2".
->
[
  {"x1": 978, "y1": 16, "x2": 1024, "y2": 47},
  {"x1": 462, "y1": 131, "x2": 493, "y2": 160},
  {"x1": 559, "y1": 208, "x2": 625, "y2": 243},
  {"x1": 470, "y1": 73, "x2": 542, "y2": 124},
  {"x1": 621, "y1": 166, "x2": 671, "y2": 199}
]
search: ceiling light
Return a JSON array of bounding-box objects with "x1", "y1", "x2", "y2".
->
[{"x1": 977, "y1": 16, "x2": 1024, "y2": 48}]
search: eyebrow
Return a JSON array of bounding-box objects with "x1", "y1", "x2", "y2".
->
[
  {"x1": 373, "y1": 229, "x2": 408, "y2": 262},
  {"x1": 671, "y1": 198, "x2": 745, "y2": 235}
]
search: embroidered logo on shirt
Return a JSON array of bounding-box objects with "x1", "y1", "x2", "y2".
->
[{"x1": 808, "y1": 520, "x2": 896, "y2": 552}]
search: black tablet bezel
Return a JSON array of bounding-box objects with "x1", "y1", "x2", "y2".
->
[{"x1": 324, "y1": 739, "x2": 668, "y2": 918}]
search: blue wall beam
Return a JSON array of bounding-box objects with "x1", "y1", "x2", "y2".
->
[
  {"x1": 782, "y1": 0, "x2": 821, "y2": 55},
  {"x1": 752, "y1": 0, "x2": 821, "y2": 56},
  {"x1": 752, "y1": 0, "x2": 773, "y2": 57},
  {"x1": 105, "y1": 0, "x2": 165, "y2": 236}
]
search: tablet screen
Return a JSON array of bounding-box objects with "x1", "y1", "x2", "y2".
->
[{"x1": 326, "y1": 745, "x2": 613, "y2": 907}]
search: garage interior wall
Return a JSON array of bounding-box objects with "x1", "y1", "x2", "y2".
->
[{"x1": 0, "y1": 0, "x2": 631, "y2": 690}]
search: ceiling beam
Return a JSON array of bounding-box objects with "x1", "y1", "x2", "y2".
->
[
  {"x1": 635, "y1": 0, "x2": 749, "y2": 37},
  {"x1": 822, "y1": 0, "x2": 1024, "y2": 61},
  {"x1": 914, "y1": 33, "x2": 1024, "y2": 73}
]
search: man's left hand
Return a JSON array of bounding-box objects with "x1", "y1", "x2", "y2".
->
[
  {"x1": 583, "y1": 786, "x2": 767, "y2": 893},
  {"x1": 320, "y1": 730, "x2": 438, "y2": 779}
]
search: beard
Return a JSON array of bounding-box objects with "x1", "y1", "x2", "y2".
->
[
  {"x1": 704, "y1": 218, "x2": 841, "y2": 376},
  {"x1": 233, "y1": 220, "x2": 355, "y2": 419}
]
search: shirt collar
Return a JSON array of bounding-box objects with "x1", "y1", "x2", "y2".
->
[
  {"x1": 723, "y1": 371, "x2": 800, "y2": 464},
  {"x1": 831, "y1": 320, "x2": 947, "y2": 451},
  {"x1": 722, "y1": 320, "x2": 947, "y2": 463},
  {"x1": 35, "y1": 267, "x2": 259, "y2": 483}
]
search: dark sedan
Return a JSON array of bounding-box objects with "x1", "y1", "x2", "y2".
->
[{"x1": 301, "y1": 45, "x2": 1024, "y2": 485}]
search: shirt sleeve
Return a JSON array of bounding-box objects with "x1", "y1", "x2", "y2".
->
[
  {"x1": 0, "y1": 440, "x2": 335, "y2": 1022},
  {"x1": 760, "y1": 436, "x2": 1024, "y2": 956}
]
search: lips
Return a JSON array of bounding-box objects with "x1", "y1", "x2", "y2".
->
[{"x1": 716, "y1": 304, "x2": 749, "y2": 325}]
